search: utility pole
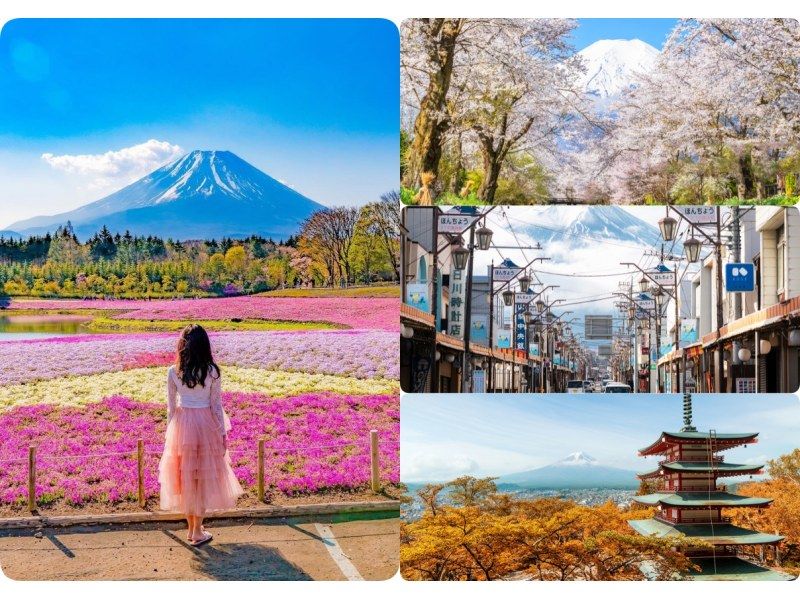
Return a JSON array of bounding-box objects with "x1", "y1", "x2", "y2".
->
[
  {"x1": 487, "y1": 260, "x2": 494, "y2": 392},
  {"x1": 430, "y1": 208, "x2": 440, "y2": 392},
  {"x1": 460, "y1": 225, "x2": 476, "y2": 393},
  {"x1": 732, "y1": 206, "x2": 742, "y2": 320},
  {"x1": 715, "y1": 210, "x2": 724, "y2": 393}
]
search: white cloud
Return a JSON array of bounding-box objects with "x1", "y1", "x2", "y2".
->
[
  {"x1": 42, "y1": 139, "x2": 184, "y2": 191},
  {"x1": 403, "y1": 452, "x2": 479, "y2": 482}
]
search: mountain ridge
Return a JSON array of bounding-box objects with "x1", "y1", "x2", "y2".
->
[
  {"x1": 498, "y1": 452, "x2": 638, "y2": 489},
  {"x1": 578, "y1": 38, "x2": 659, "y2": 99},
  {"x1": 9, "y1": 150, "x2": 325, "y2": 241}
]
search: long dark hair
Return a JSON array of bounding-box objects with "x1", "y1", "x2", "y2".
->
[{"x1": 175, "y1": 324, "x2": 220, "y2": 388}]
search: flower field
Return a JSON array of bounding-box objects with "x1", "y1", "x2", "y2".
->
[
  {"x1": 7, "y1": 296, "x2": 399, "y2": 331},
  {"x1": 0, "y1": 295, "x2": 399, "y2": 512}
]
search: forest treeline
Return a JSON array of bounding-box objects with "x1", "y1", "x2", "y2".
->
[{"x1": 0, "y1": 195, "x2": 400, "y2": 298}]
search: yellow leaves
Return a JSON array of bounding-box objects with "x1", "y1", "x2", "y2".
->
[
  {"x1": 401, "y1": 482, "x2": 703, "y2": 581},
  {"x1": 0, "y1": 366, "x2": 399, "y2": 410}
]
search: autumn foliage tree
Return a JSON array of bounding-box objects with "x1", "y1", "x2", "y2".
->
[
  {"x1": 729, "y1": 448, "x2": 800, "y2": 574},
  {"x1": 401, "y1": 476, "x2": 701, "y2": 581}
]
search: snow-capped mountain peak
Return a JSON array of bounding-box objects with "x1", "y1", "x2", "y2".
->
[
  {"x1": 578, "y1": 38, "x2": 659, "y2": 98},
  {"x1": 557, "y1": 451, "x2": 598, "y2": 466},
  {"x1": 8, "y1": 150, "x2": 324, "y2": 240}
]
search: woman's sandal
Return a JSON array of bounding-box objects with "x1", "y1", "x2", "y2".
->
[
  {"x1": 190, "y1": 531, "x2": 213, "y2": 547},
  {"x1": 187, "y1": 526, "x2": 205, "y2": 542}
]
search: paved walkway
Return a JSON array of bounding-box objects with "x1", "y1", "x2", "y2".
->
[{"x1": 0, "y1": 513, "x2": 399, "y2": 581}]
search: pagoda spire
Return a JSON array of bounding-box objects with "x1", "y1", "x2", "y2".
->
[{"x1": 681, "y1": 393, "x2": 696, "y2": 432}]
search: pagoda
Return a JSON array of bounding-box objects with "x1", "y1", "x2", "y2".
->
[{"x1": 629, "y1": 394, "x2": 795, "y2": 581}]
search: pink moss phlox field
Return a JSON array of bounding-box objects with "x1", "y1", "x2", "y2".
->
[
  {"x1": 8, "y1": 296, "x2": 399, "y2": 331},
  {"x1": 0, "y1": 330, "x2": 398, "y2": 385},
  {"x1": 0, "y1": 392, "x2": 400, "y2": 505}
]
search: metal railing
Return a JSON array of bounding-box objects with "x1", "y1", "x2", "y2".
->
[{"x1": 5, "y1": 430, "x2": 395, "y2": 512}]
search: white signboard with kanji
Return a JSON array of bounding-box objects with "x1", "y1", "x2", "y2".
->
[
  {"x1": 493, "y1": 267, "x2": 522, "y2": 282},
  {"x1": 447, "y1": 268, "x2": 467, "y2": 338},
  {"x1": 674, "y1": 206, "x2": 717, "y2": 224},
  {"x1": 648, "y1": 270, "x2": 675, "y2": 285},
  {"x1": 438, "y1": 214, "x2": 478, "y2": 233},
  {"x1": 514, "y1": 292, "x2": 536, "y2": 303}
]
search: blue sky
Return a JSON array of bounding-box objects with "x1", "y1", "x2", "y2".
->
[
  {"x1": 0, "y1": 19, "x2": 398, "y2": 228},
  {"x1": 572, "y1": 19, "x2": 678, "y2": 51},
  {"x1": 402, "y1": 394, "x2": 800, "y2": 482}
]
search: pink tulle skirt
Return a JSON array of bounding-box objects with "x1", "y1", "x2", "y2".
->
[{"x1": 158, "y1": 407, "x2": 244, "y2": 516}]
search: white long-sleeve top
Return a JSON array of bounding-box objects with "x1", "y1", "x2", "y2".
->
[{"x1": 166, "y1": 365, "x2": 228, "y2": 434}]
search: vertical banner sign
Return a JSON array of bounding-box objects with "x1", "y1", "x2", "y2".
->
[
  {"x1": 495, "y1": 328, "x2": 512, "y2": 349},
  {"x1": 405, "y1": 283, "x2": 429, "y2": 312},
  {"x1": 680, "y1": 318, "x2": 699, "y2": 344},
  {"x1": 514, "y1": 301, "x2": 527, "y2": 350},
  {"x1": 470, "y1": 315, "x2": 489, "y2": 344},
  {"x1": 410, "y1": 353, "x2": 432, "y2": 393},
  {"x1": 448, "y1": 268, "x2": 466, "y2": 338},
  {"x1": 472, "y1": 370, "x2": 486, "y2": 393}
]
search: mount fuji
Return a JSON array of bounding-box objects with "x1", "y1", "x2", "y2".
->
[
  {"x1": 498, "y1": 452, "x2": 638, "y2": 489},
  {"x1": 9, "y1": 150, "x2": 325, "y2": 240},
  {"x1": 524, "y1": 205, "x2": 663, "y2": 248},
  {"x1": 577, "y1": 39, "x2": 659, "y2": 102}
]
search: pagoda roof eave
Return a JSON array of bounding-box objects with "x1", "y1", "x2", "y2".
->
[
  {"x1": 629, "y1": 518, "x2": 785, "y2": 545},
  {"x1": 685, "y1": 557, "x2": 797, "y2": 581},
  {"x1": 639, "y1": 431, "x2": 759, "y2": 455},
  {"x1": 637, "y1": 461, "x2": 764, "y2": 478},
  {"x1": 633, "y1": 492, "x2": 773, "y2": 508}
]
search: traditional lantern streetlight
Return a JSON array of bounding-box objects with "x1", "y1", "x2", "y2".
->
[
  {"x1": 683, "y1": 237, "x2": 702, "y2": 263},
  {"x1": 476, "y1": 226, "x2": 493, "y2": 251},
  {"x1": 502, "y1": 289, "x2": 515, "y2": 307},
  {"x1": 659, "y1": 215, "x2": 678, "y2": 242},
  {"x1": 639, "y1": 276, "x2": 649, "y2": 293}
]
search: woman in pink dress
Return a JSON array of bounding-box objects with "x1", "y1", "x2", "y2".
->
[{"x1": 158, "y1": 324, "x2": 244, "y2": 546}]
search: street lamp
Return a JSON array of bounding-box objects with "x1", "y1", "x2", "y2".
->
[
  {"x1": 518, "y1": 272, "x2": 531, "y2": 293},
  {"x1": 523, "y1": 310, "x2": 534, "y2": 325},
  {"x1": 652, "y1": 285, "x2": 663, "y2": 308},
  {"x1": 683, "y1": 237, "x2": 702, "y2": 263},
  {"x1": 535, "y1": 298, "x2": 546, "y2": 313},
  {"x1": 451, "y1": 242, "x2": 469, "y2": 270},
  {"x1": 638, "y1": 276, "x2": 649, "y2": 293},
  {"x1": 628, "y1": 304, "x2": 636, "y2": 319},
  {"x1": 659, "y1": 215, "x2": 678, "y2": 241},
  {"x1": 502, "y1": 289, "x2": 514, "y2": 307},
  {"x1": 476, "y1": 226, "x2": 493, "y2": 251}
]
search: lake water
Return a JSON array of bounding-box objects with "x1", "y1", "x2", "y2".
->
[{"x1": 0, "y1": 314, "x2": 94, "y2": 341}]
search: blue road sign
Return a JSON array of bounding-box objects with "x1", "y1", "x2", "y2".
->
[{"x1": 725, "y1": 263, "x2": 755, "y2": 292}]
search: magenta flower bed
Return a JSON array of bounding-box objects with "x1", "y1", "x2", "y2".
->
[
  {"x1": 8, "y1": 296, "x2": 399, "y2": 331},
  {"x1": 0, "y1": 330, "x2": 398, "y2": 385},
  {"x1": 0, "y1": 392, "x2": 399, "y2": 506}
]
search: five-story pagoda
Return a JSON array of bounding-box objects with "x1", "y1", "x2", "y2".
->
[{"x1": 629, "y1": 394, "x2": 795, "y2": 581}]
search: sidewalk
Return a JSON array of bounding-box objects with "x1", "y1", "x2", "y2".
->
[{"x1": 0, "y1": 512, "x2": 399, "y2": 581}]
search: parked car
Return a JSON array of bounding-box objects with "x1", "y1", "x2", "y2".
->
[
  {"x1": 582, "y1": 380, "x2": 594, "y2": 393},
  {"x1": 567, "y1": 380, "x2": 584, "y2": 394},
  {"x1": 604, "y1": 382, "x2": 632, "y2": 393}
]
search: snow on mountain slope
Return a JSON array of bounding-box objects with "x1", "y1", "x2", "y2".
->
[
  {"x1": 9, "y1": 150, "x2": 325, "y2": 240},
  {"x1": 556, "y1": 451, "x2": 599, "y2": 466},
  {"x1": 498, "y1": 452, "x2": 638, "y2": 489},
  {"x1": 578, "y1": 39, "x2": 659, "y2": 99},
  {"x1": 526, "y1": 205, "x2": 663, "y2": 247}
]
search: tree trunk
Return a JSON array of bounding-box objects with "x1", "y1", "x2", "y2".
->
[
  {"x1": 403, "y1": 19, "x2": 463, "y2": 189},
  {"x1": 479, "y1": 155, "x2": 502, "y2": 204},
  {"x1": 736, "y1": 151, "x2": 754, "y2": 200},
  {"x1": 448, "y1": 135, "x2": 465, "y2": 194}
]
